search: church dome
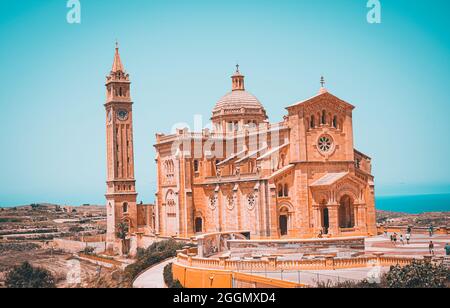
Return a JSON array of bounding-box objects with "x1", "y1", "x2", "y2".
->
[
  {"x1": 211, "y1": 66, "x2": 267, "y2": 122},
  {"x1": 213, "y1": 90, "x2": 265, "y2": 114}
]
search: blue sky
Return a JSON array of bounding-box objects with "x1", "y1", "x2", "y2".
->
[{"x1": 0, "y1": 0, "x2": 449, "y2": 206}]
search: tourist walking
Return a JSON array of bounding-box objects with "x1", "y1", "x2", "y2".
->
[
  {"x1": 400, "y1": 234, "x2": 405, "y2": 246},
  {"x1": 429, "y1": 241, "x2": 435, "y2": 255},
  {"x1": 429, "y1": 224, "x2": 434, "y2": 237},
  {"x1": 445, "y1": 243, "x2": 450, "y2": 256},
  {"x1": 393, "y1": 233, "x2": 398, "y2": 246},
  {"x1": 407, "y1": 226, "x2": 412, "y2": 235},
  {"x1": 406, "y1": 233, "x2": 411, "y2": 245}
]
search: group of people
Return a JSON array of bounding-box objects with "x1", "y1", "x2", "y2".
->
[
  {"x1": 389, "y1": 232, "x2": 411, "y2": 246},
  {"x1": 384, "y1": 225, "x2": 450, "y2": 256},
  {"x1": 386, "y1": 226, "x2": 413, "y2": 246}
]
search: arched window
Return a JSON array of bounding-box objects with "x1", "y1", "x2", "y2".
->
[
  {"x1": 333, "y1": 116, "x2": 338, "y2": 128},
  {"x1": 123, "y1": 202, "x2": 128, "y2": 213},
  {"x1": 322, "y1": 110, "x2": 327, "y2": 125},
  {"x1": 119, "y1": 87, "x2": 123, "y2": 97},
  {"x1": 310, "y1": 116, "x2": 315, "y2": 129},
  {"x1": 278, "y1": 185, "x2": 283, "y2": 197},
  {"x1": 194, "y1": 160, "x2": 199, "y2": 173},
  {"x1": 284, "y1": 184, "x2": 289, "y2": 197},
  {"x1": 195, "y1": 217, "x2": 203, "y2": 233}
]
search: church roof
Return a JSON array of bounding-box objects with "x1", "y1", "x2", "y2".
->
[
  {"x1": 213, "y1": 90, "x2": 265, "y2": 113},
  {"x1": 212, "y1": 66, "x2": 267, "y2": 119},
  {"x1": 286, "y1": 89, "x2": 355, "y2": 111},
  {"x1": 310, "y1": 172, "x2": 349, "y2": 187}
]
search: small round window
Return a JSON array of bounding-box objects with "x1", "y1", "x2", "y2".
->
[{"x1": 318, "y1": 135, "x2": 333, "y2": 153}]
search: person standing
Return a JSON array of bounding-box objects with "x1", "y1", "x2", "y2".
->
[
  {"x1": 400, "y1": 234, "x2": 405, "y2": 246},
  {"x1": 445, "y1": 243, "x2": 450, "y2": 256},
  {"x1": 429, "y1": 241, "x2": 435, "y2": 255},
  {"x1": 393, "y1": 233, "x2": 398, "y2": 246},
  {"x1": 429, "y1": 224, "x2": 434, "y2": 237},
  {"x1": 406, "y1": 233, "x2": 411, "y2": 245}
]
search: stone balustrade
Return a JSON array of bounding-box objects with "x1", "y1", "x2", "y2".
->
[{"x1": 176, "y1": 251, "x2": 415, "y2": 272}]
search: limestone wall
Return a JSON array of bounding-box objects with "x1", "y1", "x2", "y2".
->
[
  {"x1": 227, "y1": 237, "x2": 365, "y2": 257},
  {"x1": 53, "y1": 238, "x2": 106, "y2": 254}
]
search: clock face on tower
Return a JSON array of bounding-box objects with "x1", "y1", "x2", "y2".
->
[{"x1": 117, "y1": 110, "x2": 129, "y2": 121}]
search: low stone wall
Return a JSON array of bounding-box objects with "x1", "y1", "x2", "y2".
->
[
  {"x1": 227, "y1": 237, "x2": 365, "y2": 258},
  {"x1": 78, "y1": 253, "x2": 124, "y2": 269},
  {"x1": 53, "y1": 238, "x2": 106, "y2": 254},
  {"x1": 173, "y1": 262, "x2": 305, "y2": 289},
  {"x1": 378, "y1": 226, "x2": 449, "y2": 235},
  {"x1": 195, "y1": 231, "x2": 251, "y2": 258},
  {"x1": 176, "y1": 251, "x2": 414, "y2": 272}
]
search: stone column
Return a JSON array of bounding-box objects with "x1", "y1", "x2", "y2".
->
[
  {"x1": 357, "y1": 204, "x2": 368, "y2": 234},
  {"x1": 328, "y1": 204, "x2": 339, "y2": 236},
  {"x1": 312, "y1": 206, "x2": 322, "y2": 235}
]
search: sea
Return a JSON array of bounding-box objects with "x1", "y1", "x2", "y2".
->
[
  {"x1": 1, "y1": 194, "x2": 450, "y2": 214},
  {"x1": 376, "y1": 193, "x2": 450, "y2": 214}
]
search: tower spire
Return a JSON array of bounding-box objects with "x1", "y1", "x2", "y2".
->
[{"x1": 112, "y1": 41, "x2": 124, "y2": 73}]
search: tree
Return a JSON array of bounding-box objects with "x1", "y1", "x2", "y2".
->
[
  {"x1": 5, "y1": 262, "x2": 56, "y2": 288},
  {"x1": 116, "y1": 222, "x2": 130, "y2": 255}
]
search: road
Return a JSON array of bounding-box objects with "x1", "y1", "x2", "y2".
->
[{"x1": 132, "y1": 258, "x2": 176, "y2": 288}]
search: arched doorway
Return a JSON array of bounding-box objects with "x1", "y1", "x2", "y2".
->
[
  {"x1": 339, "y1": 195, "x2": 355, "y2": 228},
  {"x1": 279, "y1": 215, "x2": 288, "y2": 236},
  {"x1": 279, "y1": 207, "x2": 289, "y2": 237},
  {"x1": 195, "y1": 217, "x2": 203, "y2": 234},
  {"x1": 322, "y1": 207, "x2": 330, "y2": 234}
]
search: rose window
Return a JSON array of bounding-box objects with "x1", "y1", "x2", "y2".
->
[
  {"x1": 209, "y1": 195, "x2": 218, "y2": 210},
  {"x1": 247, "y1": 194, "x2": 256, "y2": 210},
  {"x1": 226, "y1": 195, "x2": 235, "y2": 210},
  {"x1": 318, "y1": 135, "x2": 333, "y2": 153}
]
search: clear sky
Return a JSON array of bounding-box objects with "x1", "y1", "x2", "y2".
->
[{"x1": 0, "y1": 0, "x2": 449, "y2": 206}]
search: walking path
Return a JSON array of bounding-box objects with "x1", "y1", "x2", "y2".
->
[{"x1": 133, "y1": 258, "x2": 175, "y2": 288}]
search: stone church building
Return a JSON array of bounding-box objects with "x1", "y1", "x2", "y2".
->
[
  {"x1": 104, "y1": 46, "x2": 377, "y2": 252},
  {"x1": 154, "y1": 68, "x2": 377, "y2": 239}
]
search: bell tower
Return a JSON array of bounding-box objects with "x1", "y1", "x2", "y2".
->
[{"x1": 105, "y1": 43, "x2": 137, "y2": 252}]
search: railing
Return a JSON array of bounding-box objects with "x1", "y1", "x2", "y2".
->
[
  {"x1": 156, "y1": 122, "x2": 289, "y2": 144},
  {"x1": 176, "y1": 251, "x2": 415, "y2": 272}
]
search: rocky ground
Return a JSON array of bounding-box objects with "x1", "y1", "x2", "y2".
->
[
  {"x1": 0, "y1": 204, "x2": 113, "y2": 288},
  {"x1": 377, "y1": 210, "x2": 449, "y2": 227},
  {"x1": 0, "y1": 203, "x2": 447, "y2": 288}
]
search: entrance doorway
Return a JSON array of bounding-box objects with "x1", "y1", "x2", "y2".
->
[
  {"x1": 322, "y1": 208, "x2": 330, "y2": 234},
  {"x1": 279, "y1": 215, "x2": 288, "y2": 236},
  {"x1": 195, "y1": 217, "x2": 203, "y2": 233}
]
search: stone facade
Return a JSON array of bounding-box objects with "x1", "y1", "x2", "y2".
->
[{"x1": 154, "y1": 68, "x2": 377, "y2": 239}]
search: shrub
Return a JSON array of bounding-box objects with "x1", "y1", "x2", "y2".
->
[
  {"x1": 69, "y1": 226, "x2": 84, "y2": 233},
  {"x1": 385, "y1": 260, "x2": 449, "y2": 288},
  {"x1": 82, "y1": 246, "x2": 95, "y2": 255},
  {"x1": 316, "y1": 260, "x2": 449, "y2": 289},
  {"x1": 163, "y1": 263, "x2": 183, "y2": 288},
  {"x1": 5, "y1": 262, "x2": 56, "y2": 288},
  {"x1": 125, "y1": 239, "x2": 192, "y2": 280}
]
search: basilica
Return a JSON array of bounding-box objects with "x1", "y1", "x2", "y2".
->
[{"x1": 104, "y1": 46, "x2": 377, "y2": 252}]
